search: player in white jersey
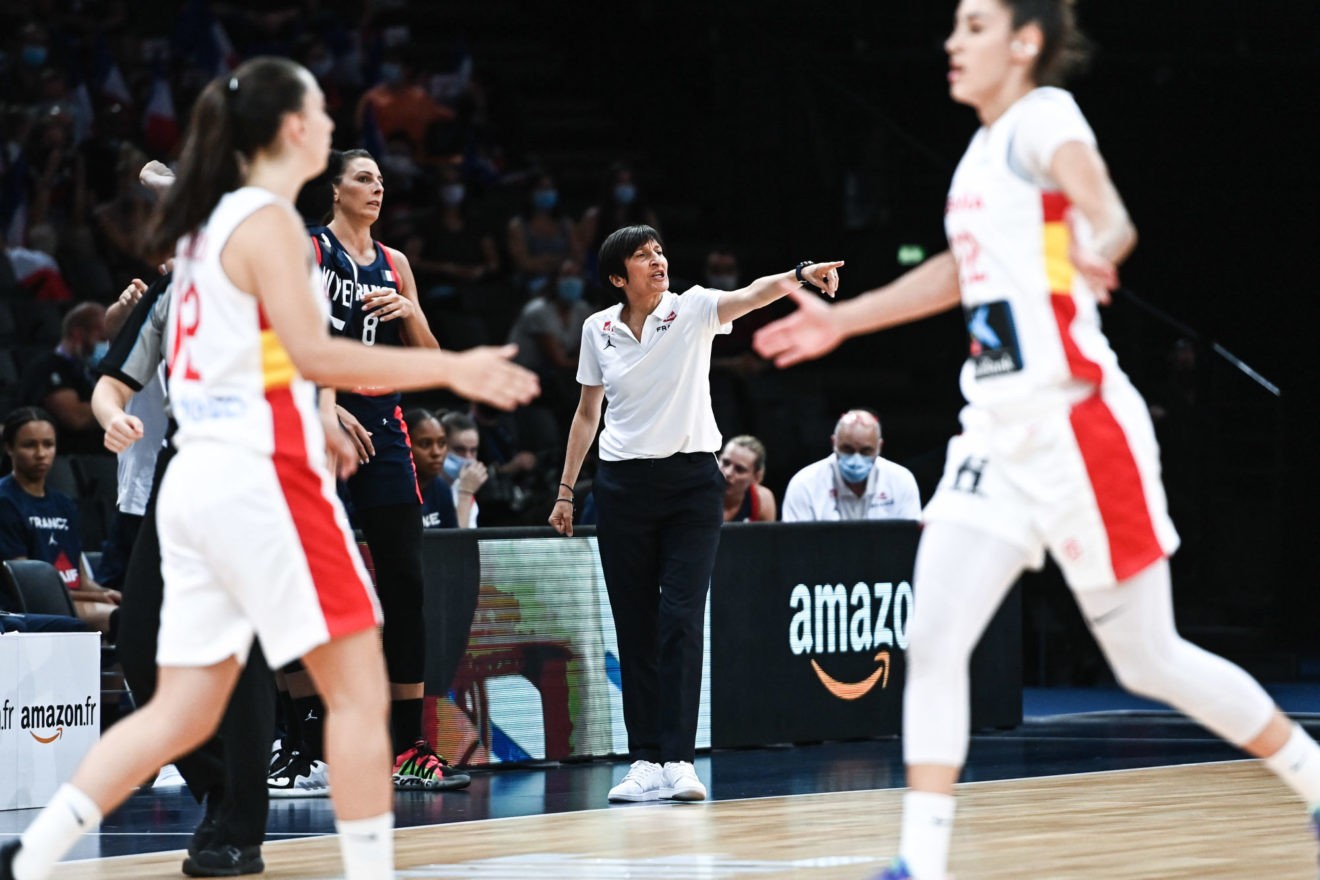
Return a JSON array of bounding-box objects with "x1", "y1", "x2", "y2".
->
[
  {"x1": 0, "y1": 57, "x2": 537, "y2": 880},
  {"x1": 754, "y1": 2, "x2": 1320, "y2": 878}
]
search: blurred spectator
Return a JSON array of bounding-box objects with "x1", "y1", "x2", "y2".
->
[
  {"x1": 782, "y1": 409, "x2": 921, "y2": 522},
  {"x1": 356, "y1": 50, "x2": 455, "y2": 156},
  {"x1": 0, "y1": 406, "x2": 120, "y2": 635},
  {"x1": 20, "y1": 301, "x2": 108, "y2": 454},
  {"x1": 580, "y1": 161, "x2": 658, "y2": 288},
  {"x1": 438, "y1": 410, "x2": 487, "y2": 528},
  {"x1": 506, "y1": 256, "x2": 592, "y2": 424},
  {"x1": 468, "y1": 401, "x2": 558, "y2": 526},
  {"x1": 91, "y1": 144, "x2": 157, "y2": 284},
  {"x1": 4, "y1": 225, "x2": 72, "y2": 302},
  {"x1": 506, "y1": 170, "x2": 580, "y2": 297},
  {"x1": 404, "y1": 163, "x2": 499, "y2": 301},
  {"x1": 720, "y1": 435, "x2": 776, "y2": 522}
]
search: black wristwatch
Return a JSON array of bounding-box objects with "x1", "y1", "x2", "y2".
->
[{"x1": 795, "y1": 260, "x2": 823, "y2": 294}]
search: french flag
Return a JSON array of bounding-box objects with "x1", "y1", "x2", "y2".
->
[
  {"x1": 93, "y1": 39, "x2": 133, "y2": 106},
  {"x1": 209, "y1": 19, "x2": 240, "y2": 75},
  {"x1": 143, "y1": 72, "x2": 179, "y2": 155}
]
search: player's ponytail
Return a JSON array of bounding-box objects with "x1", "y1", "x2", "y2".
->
[
  {"x1": 145, "y1": 56, "x2": 309, "y2": 260},
  {"x1": 1002, "y1": 0, "x2": 1091, "y2": 87}
]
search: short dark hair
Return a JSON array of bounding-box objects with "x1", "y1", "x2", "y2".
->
[
  {"x1": 597, "y1": 224, "x2": 664, "y2": 291},
  {"x1": 1002, "y1": 0, "x2": 1091, "y2": 86},
  {"x1": 440, "y1": 411, "x2": 477, "y2": 439},
  {"x1": 403, "y1": 407, "x2": 441, "y2": 437}
]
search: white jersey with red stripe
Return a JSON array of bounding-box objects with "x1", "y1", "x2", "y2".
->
[
  {"x1": 945, "y1": 87, "x2": 1124, "y2": 417},
  {"x1": 166, "y1": 186, "x2": 325, "y2": 464}
]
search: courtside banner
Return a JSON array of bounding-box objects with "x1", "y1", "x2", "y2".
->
[
  {"x1": 1, "y1": 631, "x2": 100, "y2": 810},
  {"x1": 709, "y1": 521, "x2": 1021, "y2": 747},
  {"x1": 419, "y1": 527, "x2": 712, "y2": 766}
]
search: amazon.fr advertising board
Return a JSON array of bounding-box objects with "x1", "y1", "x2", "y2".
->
[
  {"x1": 710, "y1": 520, "x2": 1021, "y2": 748},
  {"x1": 418, "y1": 522, "x2": 1021, "y2": 764},
  {"x1": 1, "y1": 631, "x2": 101, "y2": 810}
]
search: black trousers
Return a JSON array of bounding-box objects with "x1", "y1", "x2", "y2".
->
[
  {"x1": 593, "y1": 452, "x2": 723, "y2": 764},
  {"x1": 117, "y1": 446, "x2": 274, "y2": 847},
  {"x1": 356, "y1": 503, "x2": 426, "y2": 686}
]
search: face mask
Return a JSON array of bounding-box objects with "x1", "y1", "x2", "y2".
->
[
  {"x1": 87, "y1": 340, "x2": 109, "y2": 368},
  {"x1": 836, "y1": 452, "x2": 875, "y2": 484},
  {"x1": 380, "y1": 62, "x2": 404, "y2": 86},
  {"x1": 531, "y1": 189, "x2": 558, "y2": 212},
  {"x1": 613, "y1": 183, "x2": 636, "y2": 205},
  {"x1": 308, "y1": 57, "x2": 334, "y2": 79},
  {"x1": 706, "y1": 273, "x2": 738, "y2": 290},
  {"x1": 440, "y1": 183, "x2": 465, "y2": 205},
  {"x1": 557, "y1": 277, "x2": 584, "y2": 302},
  {"x1": 21, "y1": 45, "x2": 47, "y2": 68},
  {"x1": 443, "y1": 451, "x2": 466, "y2": 481}
]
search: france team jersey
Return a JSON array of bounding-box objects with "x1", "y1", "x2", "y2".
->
[
  {"x1": 0, "y1": 475, "x2": 83, "y2": 590},
  {"x1": 309, "y1": 225, "x2": 420, "y2": 511}
]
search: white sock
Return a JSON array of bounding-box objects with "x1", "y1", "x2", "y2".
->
[
  {"x1": 898, "y1": 790, "x2": 955, "y2": 880},
  {"x1": 12, "y1": 784, "x2": 102, "y2": 880},
  {"x1": 1262, "y1": 723, "x2": 1320, "y2": 810},
  {"x1": 336, "y1": 812, "x2": 394, "y2": 880}
]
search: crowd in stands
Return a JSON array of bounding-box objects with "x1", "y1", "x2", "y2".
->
[{"x1": 1, "y1": 1, "x2": 925, "y2": 613}]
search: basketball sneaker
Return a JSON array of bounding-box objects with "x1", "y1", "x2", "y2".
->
[
  {"x1": 392, "y1": 740, "x2": 471, "y2": 791},
  {"x1": 872, "y1": 857, "x2": 953, "y2": 880},
  {"x1": 182, "y1": 842, "x2": 264, "y2": 878},
  {"x1": 267, "y1": 754, "x2": 330, "y2": 798},
  {"x1": 607, "y1": 760, "x2": 669, "y2": 802},
  {"x1": 661, "y1": 761, "x2": 707, "y2": 802}
]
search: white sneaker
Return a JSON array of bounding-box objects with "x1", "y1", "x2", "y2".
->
[
  {"x1": 152, "y1": 764, "x2": 185, "y2": 788},
  {"x1": 268, "y1": 755, "x2": 330, "y2": 798},
  {"x1": 607, "y1": 760, "x2": 669, "y2": 802},
  {"x1": 662, "y1": 761, "x2": 707, "y2": 801}
]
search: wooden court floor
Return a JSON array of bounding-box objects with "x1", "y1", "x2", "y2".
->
[{"x1": 48, "y1": 760, "x2": 1315, "y2": 879}]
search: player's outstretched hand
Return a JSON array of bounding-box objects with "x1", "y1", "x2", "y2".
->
[
  {"x1": 446, "y1": 345, "x2": 540, "y2": 410},
  {"x1": 753, "y1": 288, "x2": 847, "y2": 367}
]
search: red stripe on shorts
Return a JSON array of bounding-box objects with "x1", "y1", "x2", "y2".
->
[
  {"x1": 395, "y1": 404, "x2": 423, "y2": 504},
  {"x1": 1068, "y1": 394, "x2": 1165, "y2": 581},
  {"x1": 268, "y1": 387, "x2": 377, "y2": 639},
  {"x1": 1050, "y1": 294, "x2": 1104, "y2": 385}
]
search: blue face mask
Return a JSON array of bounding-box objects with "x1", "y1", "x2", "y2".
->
[
  {"x1": 443, "y1": 451, "x2": 466, "y2": 481},
  {"x1": 557, "y1": 277, "x2": 584, "y2": 302},
  {"x1": 836, "y1": 452, "x2": 875, "y2": 484},
  {"x1": 613, "y1": 183, "x2": 637, "y2": 205},
  {"x1": 440, "y1": 183, "x2": 465, "y2": 206},
  {"x1": 531, "y1": 189, "x2": 558, "y2": 212},
  {"x1": 87, "y1": 340, "x2": 109, "y2": 368},
  {"x1": 380, "y1": 62, "x2": 404, "y2": 86},
  {"x1": 21, "y1": 45, "x2": 47, "y2": 68}
]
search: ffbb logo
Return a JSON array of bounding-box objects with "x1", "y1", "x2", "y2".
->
[{"x1": 788, "y1": 581, "x2": 913, "y2": 701}]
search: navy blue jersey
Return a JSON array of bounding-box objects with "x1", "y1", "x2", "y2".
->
[
  {"x1": 419, "y1": 475, "x2": 458, "y2": 529},
  {"x1": 0, "y1": 475, "x2": 83, "y2": 590},
  {"x1": 311, "y1": 226, "x2": 420, "y2": 510}
]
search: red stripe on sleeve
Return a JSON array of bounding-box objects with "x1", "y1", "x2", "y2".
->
[
  {"x1": 1069, "y1": 395, "x2": 1165, "y2": 581},
  {"x1": 268, "y1": 387, "x2": 377, "y2": 639},
  {"x1": 1041, "y1": 191, "x2": 1069, "y2": 224}
]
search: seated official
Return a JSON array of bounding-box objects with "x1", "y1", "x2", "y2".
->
[{"x1": 782, "y1": 409, "x2": 920, "y2": 522}]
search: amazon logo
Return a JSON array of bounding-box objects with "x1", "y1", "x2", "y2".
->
[
  {"x1": 788, "y1": 581, "x2": 913, "y2": 701},
  {"x1": 1, "y1": 696, "x2": 97, "y2": 743}
]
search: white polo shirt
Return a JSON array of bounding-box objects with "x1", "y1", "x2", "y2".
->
[
  {"x1": 781, "y1": 454, "x2": 922, "y2": 522},
  {"x1": 577, "y1": 286, "x2": 731, "y2": 461}
]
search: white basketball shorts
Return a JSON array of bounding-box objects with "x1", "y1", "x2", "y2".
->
[
  {"x1": 923, "y1": 379, "x2": 1180, "y2": 590},
  {"x1": 156, "y1": 442, "x2": 381, "y2": 668}
]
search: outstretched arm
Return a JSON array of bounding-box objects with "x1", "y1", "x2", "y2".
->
[
  {"x1": 753, "y1": 250, "x2": 961, "y2": 368},
  {"x1": 716, "y1": 261, "x2": 843, "y2": 325}
]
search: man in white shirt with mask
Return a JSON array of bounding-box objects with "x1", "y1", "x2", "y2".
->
[{"x1": 782, "y1": 409, "x2": 921, "y2": 522}]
